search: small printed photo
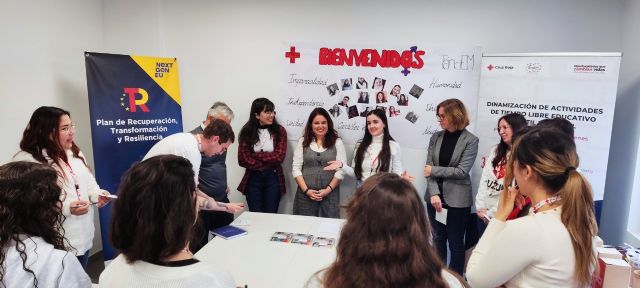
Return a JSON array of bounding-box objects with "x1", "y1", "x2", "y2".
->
[
  {"x1": 329, "y1": 104, "x2": 342, "y2": 118},
  {"x1": 409, "y1": 84, "x2": 424, "y2": 99},
  {"x1": 389, "y1": 84, "x2": 402, "y2": 98},
  {"x1": 376, "y1": 105, "x2": 387, "y2": 112},
  {"x1": 375, "y1": 91, "x2": 388, "y2": 104},
  {"x1": 360, "y1": 106, "x2": 372, "y2": 117},
  {"x1": 341, "y1": 78, "x2": 353, "y2": 90},
  {"x1": 327, "y1": 83, "x2": 339, "y2": 96},
  {"x1": 348, "y1": 105, "x2": 359, "y2": 119},
  {"x1": 270, "y1": 232, "x2": 292, "y2": 242},
  {"x1": 355, "y1": 77, "x2": 368, "y2": 89},
  {"x1": 291, "y1": 233, "x2": 314, "y2": 245},
  {"x1": 405, "y1": 111, "x2": 419, "y2": 123},
  {"x1": 338, "y1": 96, "x2": 350, "y2": 107},
  {"x1": 312, "y1": 237, "x2": 336, "y2": 248},
  {"x1": 397, "y1": 94, "x2": 409, "y2": 106},
  {"x1": 372, "y1": 77, "x2": 386, "y2": 91},
  {"x1": 389, "y1": 106, "x2": 401, "y2": 117},
  {"x1": 357, "y1": 91, "x2": 369, "y2": 104}
]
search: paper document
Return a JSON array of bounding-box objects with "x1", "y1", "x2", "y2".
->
[{"x1": 435, "y1": 208, "x2": 448, "y2": 225}]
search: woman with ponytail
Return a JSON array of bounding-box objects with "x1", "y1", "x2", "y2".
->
[{"x1": 466, "y1": 126, "x2": 597, "y2": 288}]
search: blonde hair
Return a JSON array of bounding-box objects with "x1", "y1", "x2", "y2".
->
[
  {"x1": 437, "y1": 98, "x2": 470, "y2": 130},
  {"x1": 505, "y1": 126, "x2": 597, "y2": 287}
]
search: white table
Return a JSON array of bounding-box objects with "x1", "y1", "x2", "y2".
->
[{"x1": 196, "y1": 212, "x2": 345, "y2": 288}]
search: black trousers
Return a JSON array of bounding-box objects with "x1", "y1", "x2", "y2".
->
[{"x1": 427, "y1": 203, "x2": 470, "y2": 276}]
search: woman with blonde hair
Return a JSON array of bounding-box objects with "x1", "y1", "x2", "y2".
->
[
  {"x1": 466, "y1": 126, "x2": 598, "y2": 287},
  {"x1": 308, "y1": 173, "x2": 467, "y2": 288},
  {"x1": 424, "y1": 98, "x2": 479, "y2": 275}
]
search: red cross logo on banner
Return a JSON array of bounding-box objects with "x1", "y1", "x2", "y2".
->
[
  {"x1": 285, "y1": 46, "x2": 300, "y2": 63},
  {"x1": 487, "y1": 64, "x2": 494, "y2": 71}
]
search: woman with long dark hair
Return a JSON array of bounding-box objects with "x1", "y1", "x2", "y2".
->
[
  {"x1": 475, "y1": 113, "x2": 527, "y2": 235},
  {"x1": 467, "y1": 126, "x2": 598, "y2": 288},
  {"x1": 0, "y1": 161, "x2": 91, "y2": 287},
  {"x1": 308, "y1": 173, "x2": 468, "y2": 288},
  {"x1": 100, "y1": 155, "x2": 235, "y2": 287},
  {"x1": 12, "y1": 106, "x2": 111, "y2": 269},
  {"x1": 326, "y1": 109, "x2": 412, "y2": 185},
  {"x1": 424, "y1": 99, "x2": 479, "y2": 276},
  {"x1": 237, "y1": 98, "x2": 287, "y2": 213},
  {"x1": 292, "y1": 108, "x2": 346, "y2": 218}
]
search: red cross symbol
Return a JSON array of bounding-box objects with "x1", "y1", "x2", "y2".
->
[
  {"x1": 285, "y1": 46, "x2": 301, "y2": 63},
  {"x1": 487, "y1": 64, "x2": 494, "y2": 71}
]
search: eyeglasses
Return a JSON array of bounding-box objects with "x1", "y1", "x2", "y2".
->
[
  {"x1": 436, "y1": 114, "x2": 446, "y2": 121},
  {"x1": 59, "y1": 124, "x2": 77, "y2": 134},
  {"x1": 263, "y1": 111, "x2": 276, "y2": 116}
]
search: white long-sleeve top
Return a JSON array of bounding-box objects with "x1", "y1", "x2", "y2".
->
[
  {"x1": 12, "y1": 150, "x2": 105, "y2": 255},
  {"x1": 341, "y1": 134, "x2": 403, "y2": 181},
  {"x1": 466, "y1": 208, "x2": 581, "y2": 288},
  {"x1": 3, "y1": 236, "x2": 91, "y2": 288},
  {"x1": 475, "y1": 145, "x2": 507, "y2": 218},
  {"x1": 99, "y1": 254, "x2": 236, "y2": 288},
  {"x1": 292, "y1": 137, "x2": 347, "y2": 180}
]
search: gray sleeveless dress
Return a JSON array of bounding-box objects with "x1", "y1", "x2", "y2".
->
[{"x1": 292, "y1": 145, "x2": 340, "y2": 218}]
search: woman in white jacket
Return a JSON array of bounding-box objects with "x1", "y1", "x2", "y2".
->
[
  {"x1": 12, "y1": 106, "x2": 111, "y2": 269},
  {"x1": 475, "y1": 113, "x2": 527, "y2": 235}
]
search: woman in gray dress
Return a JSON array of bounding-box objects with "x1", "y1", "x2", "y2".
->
[{"x1": 292, "y1": 108, "x2": 346, "y2": 218}]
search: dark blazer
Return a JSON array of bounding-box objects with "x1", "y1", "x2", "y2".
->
[{"x1": 425, "y1": 129, "x2": 479, "y2": 208}]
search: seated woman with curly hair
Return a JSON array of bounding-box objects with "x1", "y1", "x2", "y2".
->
[{"x1": 0, "y1": 161, "x2": 91, "y2": 288}]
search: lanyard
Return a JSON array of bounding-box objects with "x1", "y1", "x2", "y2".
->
[
  {"x1": 64, "y1": 161, "x2": 81, "y2": 200},
  {"x1": 367, "y1": 147, "x2": 379, "y2": 173},
  {"x1": 532, "y1": 195, "x2": 561, "y2": 213}
]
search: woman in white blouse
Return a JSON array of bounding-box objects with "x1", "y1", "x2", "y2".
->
[
  {"x1": 466, "y1": 126, "x2": 597, "y2": 288},
  {"x1": 325, "y1": 109, "x2": 412, "y2": 185},
  {"x1": 292, "y1": 108, "x2": 346, "y2": 218},
  {"x1": 12, "y1": 106, "x2": 112, "y2": 270}
]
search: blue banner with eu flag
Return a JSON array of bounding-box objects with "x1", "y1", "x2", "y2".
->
[{"x1": 85, "y1": 52, "x2": 183, "y2": 261}]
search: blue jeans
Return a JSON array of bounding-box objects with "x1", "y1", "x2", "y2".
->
[
  {"x1": 76, "y1": 250, "x2": 89, "y2": 271},
  {"x1": 427, "y1": 203, "x2": 470, "y2": 276},
  {"x1": 245, "y1": 169, "x2": 281, "y2": 213}
]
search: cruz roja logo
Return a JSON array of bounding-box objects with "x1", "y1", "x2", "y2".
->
[{"x1": 121, "y1": 88, "x2": 150, "y2": 112}]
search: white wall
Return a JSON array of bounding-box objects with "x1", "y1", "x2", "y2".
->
[
  {"x1": 601, "y1": 0, "x2": 640, "y2": 247},
  {"x1": 1, "y1": 0, "x2": 636, "y2": 254},
  {"x1": 0, "y1": 0, "x2": 104, "y2": 253}
]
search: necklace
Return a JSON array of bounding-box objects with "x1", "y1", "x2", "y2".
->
[{"x1": 532, "y1": 195, "x2": 561, "y2": 213}]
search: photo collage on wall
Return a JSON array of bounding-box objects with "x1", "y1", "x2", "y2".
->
[{"x1": 326, "y1": 77, "x2": 423, "y2": 124}]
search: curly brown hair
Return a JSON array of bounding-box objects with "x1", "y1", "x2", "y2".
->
[{"x1": 0, "y1": 161, "x2": 66, "y2": 287}]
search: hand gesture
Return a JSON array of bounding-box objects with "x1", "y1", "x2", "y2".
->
[
  {"x1": 306, "y1": 189, "x2": 322, "y2": 201},
  {"x1": 225, "y1": 202, "x2": 245, "y2": 213},
  {"x1": 96, "y1": 191, "x2": 112, "y2": 208},
  {"x1": 430, "y1": 195, "x2": 443, "y2": 213},
  {"x1": 401, "y1": 171, "x2": 415, "y2": 182},
  {"x1": 495, "y1": 186, "x2": 519, "y2": 221},
  {"x1": 70, "y1": 200, "x2": 89, "y2": 215},
  {"x1": 423, "y1": 165, "x2": 432, "y2": 177},
  {"x1": 323, "y1": 160, "x2": 343, "y2": 171}
]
